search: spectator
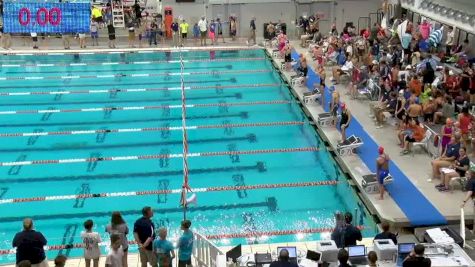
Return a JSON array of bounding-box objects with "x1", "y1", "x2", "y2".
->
[
  {"x1": 133, "y1": 1, "x2": 142, "y2": 25},
  {"x1": 422, "y1": 97, "x2": 437, "y2": 124},
  {"x1": 419, "y1": 19, "x2": 431, "y2": 40},
  {"x1": 337, "y1": 249, "x2": 351, "y2": 267},
  {"x1": 269, "y1": 249, "x2": 298, "y2": 267},
  {"x1": 433, "y1": 97, "x2": 454, "y2": 125},
  {"x1": 106, "y1": 234, "x2": 124, "y2": 267},
  {"x1": 437, "y1": 147, "x2": 470, "y2": 191},
  {"x1": 332, "y1": 56, "x2": 353, "y2": 84},
  {"x1": 106, "y1": 212, "x2": 129, "y2": 267},
  {"x1": 134, "y1": 207, "x2": 157, "y2": 267},
  {"x1": 90, "y1": 20, "x2": 99, "y2": 46},
  {"x1": 368, "y1": 251, "x2": 378, "y2": 267},
  {"x1": 81, "y1": 220, "x2": 101, "y2": 267},
  {"x1": 406, "y1": 98, "x2": 422, "y2": 120},
  {"x1": 374, "y1": 221, "x2": 397, "y2": 244},
  {"x1": 247, "y1": 17, "x2": 256, "y2": 45},
  {"x1": 216, "y1": 18, "x2": 225, "y2": 44},
  {"x1": 458, "y1": 106, "x2": 473, "y2": 147},
  {"x1": 431, "y1": 133, "x2": 462, "y2": 180},
  {"x1": 339, "y1": 103, "x2": 351, "y2": 143},
  {"x1": 439, "y1": 118, "x2": 454, "y2": 155},
  {"x1": 401, "y1": 118, "x2": 425, "y2": 154},
  {"x1": 461, "y1": 165, "x2": 475, "y2": 227},
  {"x1": 177, "y1": 220, "x2": 193, "y2": 267},
  {"x1": 12, "y1": 218, "x2": 47, "y2": 267},
  {"x1": 153, "y1": 228, "x2": 175, "y2": 267},
  {"x1": 198, "y1": 16, "x2": 207, "y2": 46},
  {"x1": 54, "y1": 255, "x2": 67, "y2": 267},
  {"x1": 402, "y1": 244, "x2": 431, "y2": 267},
  {"x1": 342, "y1": 212, "x2": 362, "y2": 247},
  {"x1": 171, "y1": 19, "x2": 179, "y2": 47},
  {"x1": 422, "y1": 62, "x2": 435, "y2": 85},
  {"x1": 179, "y1": 19, "x2": 189, "y2": 47},
  {"x1": 376, "y1": 146, "x2": 390, "y2": 200},
  {"x1": 445, "y1": 26, "x2": 455, "y2": 56}
]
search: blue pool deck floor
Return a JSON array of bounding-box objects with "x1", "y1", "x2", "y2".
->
[{"x1": 279, "y1": 43, "x2": 467, "y2": 226}]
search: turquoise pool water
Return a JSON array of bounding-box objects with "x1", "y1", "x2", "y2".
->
[{"x1": 0, "y1": 49, "x2": 377, "y2": 263}]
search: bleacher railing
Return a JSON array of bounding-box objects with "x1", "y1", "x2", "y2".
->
[{"x1": 192, "y1": 232, "x2": 226, "y2": 267}]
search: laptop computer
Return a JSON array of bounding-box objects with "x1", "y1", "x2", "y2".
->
[
  {"x1": 277, "y1": 246, "x2": 298, "y2": 265},
  {"x1": 396, "y1": 243, "x2": 415, "y2": 266},
  {"x1": 348, "y1": 245, "x2": 369, "y2": 266}
]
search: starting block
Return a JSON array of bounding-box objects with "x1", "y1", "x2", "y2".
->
[
  {"x1": 303, "y1": 89, "x2": 321, "y2": 104},
  {"x1": 317, "y1": 112, "x2": 333, "y2": 127},
  {"x1": 336, "y1": 135, "x2": 363, "y2": 156},
  {"x1": 291, "y1": 76, "x2": 305, "y2": 87},
  {"x1": 272, "y1": 49, "x2": 280, "y2": 58},
  {"x1": 361, "y1": 173, "x2": 394, "y2": 194}
]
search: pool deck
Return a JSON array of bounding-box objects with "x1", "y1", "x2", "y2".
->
[{"x1": 269, "y1": 42, "x2": 469, "y2": 228}]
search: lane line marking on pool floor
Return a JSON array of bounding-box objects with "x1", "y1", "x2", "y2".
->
[
  {"x1": 0, "y1": 57, "x2": 265, "y2": 68},
  {"x1": 0, "y1": 83, "x2": 280, "y2": 97},
  {"x1": 0, "y1": 180, "x2": 337, "y2": 204},
  {"x1": 0, "y1": 100, "x2": 291, "y2": 115},
  {"x1": 0, "y1": 121, "x2": 304, "y2": 137},
  {"x1": 0, "y1": 146, "x2": 319, "y2": 167},
  {"x1": 0, "y1": 69, "x2": 270, "y2": 81},
  {"x1": 0, "y1": 224, "x2": 366, "y2": 255}
]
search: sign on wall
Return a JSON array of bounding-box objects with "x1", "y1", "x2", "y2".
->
[{"x1": 3, "y1": 1, "x2": 91, "y2": 33}]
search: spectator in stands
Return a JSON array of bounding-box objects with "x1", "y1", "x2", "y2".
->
[
  {"x1": 433, "y1": 96, "x2": 454, "y2": 125},
  {"x1": 408, "y1": 75, "x2": 422, "y2": 97},
  {"x1": 332, "y1": 56, "x2": 353, "y2": 84},
  {"x1": 422, "y1": 97, "x2": 437, "y2": 124},
  {"x1": 461, "y1": 165, "x2": 475, "y2": 227},
  {"x1": 458, "y1": 106, "x2": 473, "y2": 147},
  {"x1": 337, "y1": 249, "x2": 351, "y2": 267},
  {"x1": 198, "y1": 17, "x2": 207, "y2": 46},
  {"x1": 439, "y1": 118, "x2": 455, "y2": 155},
  {"x1": 12, "y1": 218, "x2": 47, "y2": 267},
  {"x1": 374, "y1": 221, "x2": 397, "y2": 244},
  {"x1": 54, "y1": 255, "x2": 67, "y2": 267},
  {"x1": 456, "y1": 39, "x2": 472, "y2": 57},
  {"x1": 422, "y1": 62, "x2": 435, "y2": 85},
  {"x1": 402, "y1": 244, "x2": 431, "y2": 267},
  {"x1": 106, "y1": 211, "x2": 129, "y2": 267},
  {"x1": 177, "y1": 220, "x2": 193, "y2": 267},
  {"x1": 376, "y1": 146, "x2": 390, "y2": 200},
  {"x1": 401, "y1": 118, "x2": 425, "y2": 155},
  {"x1": 339, "y1": 103, "x2": 351, "y2": 143},
  {"x1": 406, "y1": 98, "x2": 422, "y2": 120},
  {"x1": 106, "y1": 234, "x2": 124, "y2": 267},
  {"x1": 342, "y1": 212, "x2": 362, "y2": 247},
  {"x1": 431, "y1": 133, "x2": 462, "y2": 180},
  {"x1": 134, "y1": 207, "x2": 157, "y2": 267},
  {"x1": 81, "y1": 220, "x2": 101, "y2": 267},
  {"x1": 445, "y1": 26, "x2": 455, "y2": 57},
  {"x1": 437, "y1": 147, "x2": 470, "y2": 192},
  {"x1": 269, "y1": 249, "x2": 298, "y2": 267},
  {"x1": 153, "y1": 228, "x2": 175, "y2": 267}
]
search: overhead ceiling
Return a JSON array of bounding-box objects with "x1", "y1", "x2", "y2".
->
[{"x1": 430, "y1": 0, "x2": 475, "y2": 14}]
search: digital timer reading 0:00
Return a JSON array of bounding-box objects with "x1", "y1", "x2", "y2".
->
[{"x1": 18, "y1": 7, "x2": 61, "y2": 26}]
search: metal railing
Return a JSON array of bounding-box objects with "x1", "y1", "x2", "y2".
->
[
  {"x1": 192, "y1": 232, "x2": 226, "y2": 267},
  {"x1": 423, "y1": 125, "x2": 441, "y2": 159}
]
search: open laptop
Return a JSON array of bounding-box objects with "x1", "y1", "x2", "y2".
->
[
  {"x1": 348, "y1": 245, "x2": 369, "y2": 266},
  {"x1": 277, "y1": 246, "x2": 298, "y2": 265},
  {"x1": 396, "y1": 243, "x2": 415, "y2": 266}
]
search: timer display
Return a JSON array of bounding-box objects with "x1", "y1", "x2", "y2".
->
[{"x1": 3, "y1": 1, "x2": 91, "y2": 33}]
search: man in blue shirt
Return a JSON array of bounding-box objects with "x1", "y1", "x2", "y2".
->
[
  {"x1": 178, "y1": 220, "x2": 194, "y2": 267},
  {"x1": 153, "y1": 228, "x2": 175, "y2": 267},
  {"x1": 134, "y1": 207, "x2": 158, "y2": 267}
]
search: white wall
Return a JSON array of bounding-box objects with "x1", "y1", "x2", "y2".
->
[{"x1": 333, "y1": 0, "x2": 382, "y2": 31}]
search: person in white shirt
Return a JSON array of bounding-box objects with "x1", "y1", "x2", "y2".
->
[
  {"x1": 106, "y1": 234, "x2": 124, "y2": 267},
  {"x1": 445, "y1": 26, "x2": 454, "y2": 56},
  {"x1": 197, "y1": 17, "x2": 207, "y2": 46},
  {"x1": 332, "y1": 56, "x2": 354, "y2": 84},
  {"x1": 81, "y1": 220, "x2": 101, "y2": 267}
]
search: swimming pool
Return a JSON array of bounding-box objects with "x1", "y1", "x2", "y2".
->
[{"x1": 0, "y1": 48, "x2": 377, "y2": 263}]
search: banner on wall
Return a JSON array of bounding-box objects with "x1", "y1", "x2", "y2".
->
[{"x1": 3, "y1": 1, "x2": 91, "y2": 33}]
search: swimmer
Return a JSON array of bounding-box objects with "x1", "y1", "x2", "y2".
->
[
  {"x1": 330, "y1": 90, "x2": 340, "y2": 126},
  {"x1": 376, "y1": 146, "x2": 389, "y2": 200}
]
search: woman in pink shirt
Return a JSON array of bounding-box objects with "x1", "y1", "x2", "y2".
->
[{"x1": 419, "y1": 19, "x2": 431, "y2": 40}]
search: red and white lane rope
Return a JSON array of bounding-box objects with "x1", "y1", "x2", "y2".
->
[
  {"x1": 0, "y1": 224, "x2": 364, "y2": 255},
  {"x1": 0, "y1": 83, "x2": 280, "y2": 97},
  {"x1": 178, "y1": 51, "x2": 193, "y2": 209},
  {"x1": 0, "y1": 100, "x2": 291, "y2": 115},
  {"x1": 0, "y1": 121, "x2": 305, "y2": 138},
  {"x1": 0, "y1": 147, "x2": 319, "y2": 167},
  {"x1": 0, "y1": 57, "x2": 265, "y2": 68},
  {"x1": 0, "y1": 181, "x2": 338, "y2": 204},
  {"x1": 0, "y1": 69, "x2": 270, "y2": 81}
]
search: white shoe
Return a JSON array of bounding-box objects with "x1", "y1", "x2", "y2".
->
[{"x1": 376, "y1": 125, "x2": 383, "y2": 129}]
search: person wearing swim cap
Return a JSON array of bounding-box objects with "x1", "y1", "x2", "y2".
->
[
  {"x1": 376, "y1": 146, "x2": 390, "y2": 200},
  {"x1": 339, "y1": 103, "x2": 351, "y2": 143}
]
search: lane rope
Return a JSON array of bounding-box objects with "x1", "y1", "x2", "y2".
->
[
  {"x1": 0, "y1": 147, "x2": 319, "y2": 167},
  {"x1": 0, "y1": 181, "x2": 338, "y2": 204},
  {"x1": 0, "y1": 100, "x2": 291, "y2": 115},
  {"x1": 0, "y1": 57, "x2": 265, "y2": 68},
  {"x1": 0, "y1": 69, "x2": 270, "y2": 81},
  {"x1": 0, "y1": 224, "x2": 364, "y2": 255},
  {"x1": 0, "y1": 83, "x2": 280, "y2": 97}
]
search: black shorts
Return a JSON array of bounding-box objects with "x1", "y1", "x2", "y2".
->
[
  {"x1": 32, "y1": 37, "x2": 38, "y2": 42},
  {"x1": 284, "y1": 54, "x2": 291, "y2": 62},
  {"x1": 95, "y1": 16, "x2": 103, "y2": 23},
  {"x1": 218, "y1": 31, "x2": 223, "y2": 35},
  {"x1": 182, "y1": 33, "x2": 187, "y2": 39},
  {"x1": 178, "y1": 259, "x2": 192, "y2": 267},
  {"x1": 405, "y1": 136, "x2": 416, "y2": 142},
  {"x1": 109, "y1": 34, "x2": 116, "y2": 40}
]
